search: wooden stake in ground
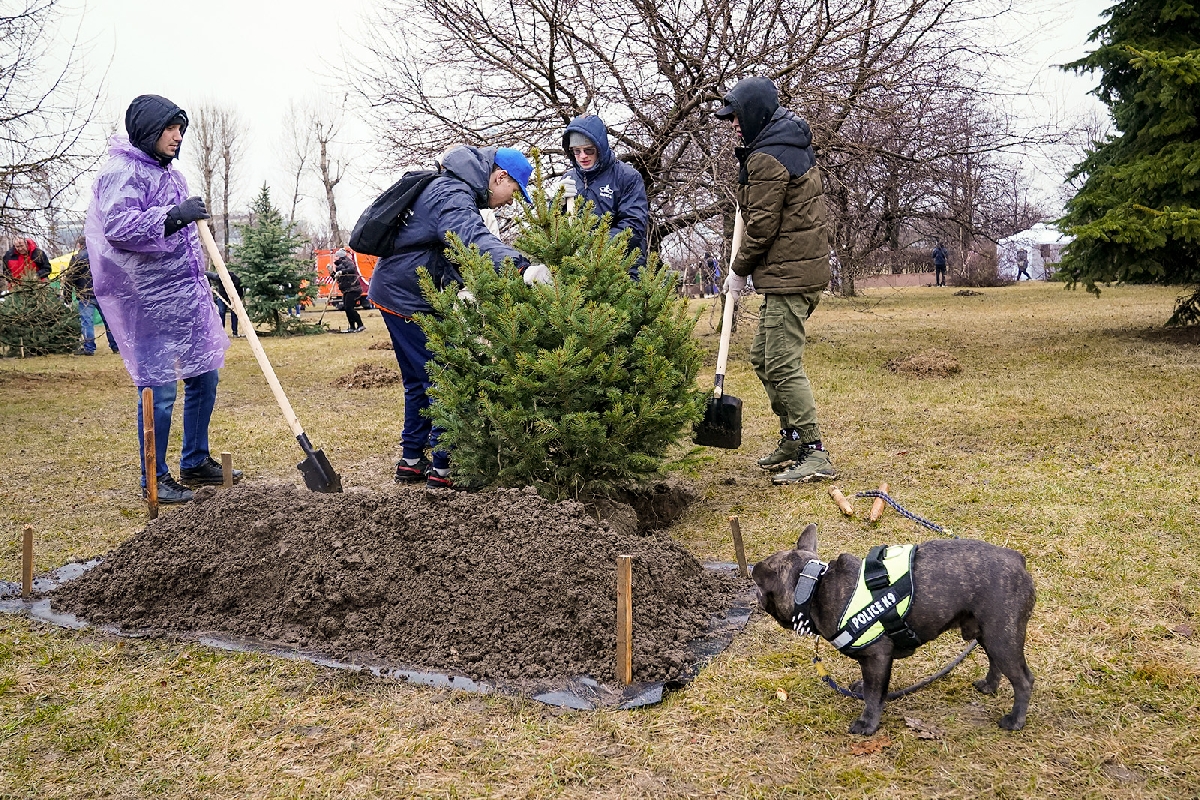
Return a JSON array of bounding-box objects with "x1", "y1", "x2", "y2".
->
[
  {"x1": 142, "y1": 387, "x2": 158, "y2": 520},
  {"x1": 616, "y1": 554, "x2": 633, "y2": 685},
  {"x1": 869, "y1": 482, "x2": 890, "y2": 524},
  {"x1": 829, "y1": 487, "x2": 855, "y2": 517},
  {"x1": 729, "y1": 515, "x2": 748, "y2": 578},
  {"x1": 221, "y1": 452, "x2": 234, "y2": 488},
  {"x1": 22, "y1": 525, "x2": 33, "y2": 599}
]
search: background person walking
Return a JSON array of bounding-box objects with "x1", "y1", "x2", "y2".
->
[
  {"x1": 932, "y1": 241, "x2": 948, "y2": 286},
  {"x1": 61, "y1": 237, "x2": 119, "y2": 355},
  {"x1": 330, "y1": 249, "x2": 366, "y2": 332}
]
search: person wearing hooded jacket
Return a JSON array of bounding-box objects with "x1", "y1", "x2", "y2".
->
[
  {"x1": 85, "y1": 94, "x2": 242, "y2": 504},
  {"x1": 61, "y1": 237, "x2": 120, "y2": 355},
  {"x1": 3, "y1": 236, "x2": 52, "y2": 284},
  {"x1": 549, "y1": 115, "x2": 650, "y2": 279},
  {"x1": 715, "y1": 76, "x2": 837, "y2": 485},
  {"x1": 368, "y1": 145, "x2": 542, "y2": 490},
  {"x1": 330, "y1": 249, "x2": 365, "y2": 332}
]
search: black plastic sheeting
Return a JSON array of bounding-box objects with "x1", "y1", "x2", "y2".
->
[{"x1": 1, "y1": 562, "x2": 757, "y2": 711}]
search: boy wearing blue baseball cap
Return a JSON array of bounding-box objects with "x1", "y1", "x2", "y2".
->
[{"x1": 368, "y1": 145, "x2": 547, "y2": 490}]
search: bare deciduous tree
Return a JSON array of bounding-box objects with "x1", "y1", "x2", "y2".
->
[
  {"x1": 217, "y1": 108, "x2": 245, "y2": 260},
  {"x1": 348, "y1": 0, "x2": 1065, "y2": 287},
  {"x1": 1, "y1": 0, "x2": 102, "y2": 247},
  {"x1": 279, "y1": 98, "x2": 351, "y2": 246},
  {"x1": 185, "y1": 103, "x2": 245, "y2": 260},
  {"x1": 282, "y1": 101, "x2": 315, "y2": 225}
]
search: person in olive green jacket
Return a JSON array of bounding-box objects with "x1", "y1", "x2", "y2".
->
[{"x1": 715, "y1": 76, "x2": 837, "y2": 484}]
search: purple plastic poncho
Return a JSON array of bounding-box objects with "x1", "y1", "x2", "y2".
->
[{"x1": 85, "y1": 134, "x2": 227, "y2": 386}]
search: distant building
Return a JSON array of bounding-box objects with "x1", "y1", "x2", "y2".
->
[{"x1": 997, "y1": 223, "x2": 1073, "y2": 281}]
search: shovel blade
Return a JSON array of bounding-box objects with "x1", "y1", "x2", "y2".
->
[
  {"x1": 693, "y1": 394, "x2": 743, "y2": 449},
  {"x1": 297, "y1": 448, "x2": 343, "y2": 493}
]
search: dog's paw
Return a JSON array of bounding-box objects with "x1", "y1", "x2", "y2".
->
[
  {"x1": 973, "y1": 678, "x2": 999, "y2": 695},
  {"x1": 998, "y1": 712, "x2": 1026, "y2": 731},
  {"x1": 848, "y1": 717, "x2": 880, "y2": 736}
]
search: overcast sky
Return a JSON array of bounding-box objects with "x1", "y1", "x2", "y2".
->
[{"x1": 74, "y1": 0, "x2": 1113, "y2": 228}]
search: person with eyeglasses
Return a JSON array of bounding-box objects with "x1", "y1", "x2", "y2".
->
[{"x1": 549, "y1": 115, "x2": 650, "y2": 279}]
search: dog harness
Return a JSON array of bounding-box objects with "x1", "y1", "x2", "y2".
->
[{"x1": 831, "y1": 544, "x2": 921, "y2": 655}]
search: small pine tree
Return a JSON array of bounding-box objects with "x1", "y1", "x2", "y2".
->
[
  {"x1": 0, "y1": 278, "x2": 80, "y2": 356},
  {"x1": 233, "y1": 184, "x2": 317, "y2": 335},
  {"x1": 1060, "y1": 0, "x2": 1200, "y2": 324},
  {"x1": 417, "y1": 166, "x2": 705, "y2": 500}
]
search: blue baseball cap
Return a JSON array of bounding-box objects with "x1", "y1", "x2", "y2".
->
[{"x1": 493, "y1": 147, "x2": 533, "y2": 204}]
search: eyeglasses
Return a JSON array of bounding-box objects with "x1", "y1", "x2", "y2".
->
[{"x1": 570, "y1": 146, "x2": 597, "y2": 157}]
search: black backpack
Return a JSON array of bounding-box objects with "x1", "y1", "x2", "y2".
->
[{"x1": 348, "y1": 169, "x2": 441, "y2": 258}]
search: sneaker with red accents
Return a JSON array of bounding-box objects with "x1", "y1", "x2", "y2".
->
[
  {"x1": 394, "y1": 456, "x2": 431, "y2": 483},
  {"x1": 426, "y1": 468, "x2": 454, "y2": 489}
]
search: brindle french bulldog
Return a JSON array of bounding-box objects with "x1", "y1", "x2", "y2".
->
[{"x1": 752, "y1": 523, "x2": 1035, "y2": 735}]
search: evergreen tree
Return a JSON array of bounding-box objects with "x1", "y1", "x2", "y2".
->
[
  {"x1": 0, "y1": 278, "x2": 80, "y2": 356},
  {"x1": 417, "y1": 171, "x2": 705, "y2": 500},
  {"x1": 232, "y1": 184, "x2": 317, "y2": 335},
  {"x1": 1060, "y1": 0, "x2": 1200, "y2": 324}
]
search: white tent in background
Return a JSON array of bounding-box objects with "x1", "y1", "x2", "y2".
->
[{"x1": 997, "y1": 223, "x2": 1073, "y2": 281}]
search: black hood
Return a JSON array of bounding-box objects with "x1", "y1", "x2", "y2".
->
[
  {"x1": 718, "y1": 77, "x2": 779, "y2": 145},
  {"x1": 734, "y1": 107, "x2": 817, "y2": 183},
  {"x1": 125, "y1": 94, "x2": 189, "y2": 167},
  {"x1": 750, "y1": 108, "x2": 812, "y2": 151}
]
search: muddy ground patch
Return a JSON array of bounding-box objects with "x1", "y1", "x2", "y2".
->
[{"x1": 49, "y1": 483, "x2": 739, "y2": 686}]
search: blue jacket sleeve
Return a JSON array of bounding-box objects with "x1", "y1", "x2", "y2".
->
[
  {"x1": 433, "y1": 194, "x2": 530, "y2": 271},
  {"x1": 611, "y1": 165, "x2": 649, "y2": 266}
]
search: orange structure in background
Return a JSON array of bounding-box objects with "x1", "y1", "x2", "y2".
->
[{"x1": 311, "y1": 249, "x2": 379, "y2": 308}]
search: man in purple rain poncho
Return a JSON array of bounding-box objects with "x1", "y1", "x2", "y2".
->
[{"x1": 86, "y1": 94, "x2": 242, "y2": 504}]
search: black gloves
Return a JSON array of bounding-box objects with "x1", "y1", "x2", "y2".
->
[{"x1": 164, "y1": 196, "x2": 210, "y2": 236}]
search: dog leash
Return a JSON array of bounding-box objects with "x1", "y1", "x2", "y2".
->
[
  {"x1": 853, "y1": 490, "x2": 957, "y2": 537},
  {"x1": 812, "y1": 638, "x2": 978, "y2": 701}
]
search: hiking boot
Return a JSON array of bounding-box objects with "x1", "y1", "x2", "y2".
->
[
  {"x1": 757, "y1": 435, "x2": 802, "y2": 471},
  {"x1": 394, "y1": 456, "x2": 431, "y2": 483},
  {"x1": 772, "y1": 446, "x2": 838, "y2": 485},
  {"x1": 180, "y1": 456, "x2": 244, "y2": 486},
  {"x1": 144, "y1": 473, "x2": 194, "y2": 504}
]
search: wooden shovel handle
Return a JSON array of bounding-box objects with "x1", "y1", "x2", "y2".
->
[
  {"x1": 713, "y1": 210, "x2": 745, "y2": 397},
  {"x1": 195, "y1": 221, "x2": 305, "y2": 439}
]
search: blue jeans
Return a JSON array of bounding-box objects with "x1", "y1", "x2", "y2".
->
[
  {"x1": 136, "y1": 370, "x2": 219, "y2": 484},
  {"x1": 78, "y1": 299, "x2": 118, "y2": 354},
  {"x1": 382, "y1": 312, "x2": 449, "y2": 470},
  {"x1": 216, "y1": 296, "x2": 238, "y2": 335}
]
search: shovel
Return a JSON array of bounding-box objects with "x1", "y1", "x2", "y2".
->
[
  {"x1": 693, "y1": 210, "x2": 745, "y2": 449},
  {"x1": 197, "y1": 221, "x2": 343, "y2": 493}
]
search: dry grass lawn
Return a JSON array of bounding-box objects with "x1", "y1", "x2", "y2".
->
[{"x1": 2, "y1": 282, "x2": 1198, "y2": 798}]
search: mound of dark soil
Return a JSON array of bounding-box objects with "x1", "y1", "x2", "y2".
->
[
  {"x1": 51, "y1": 484, "x2": 737, "y2": 686},
  {"x1": 367, "y1": 340, "x2": 393, "y2": 350},
  {"x1": 331, "y1": 362, "x2": 400, "y2": 389},
  {"x1": 886, "y1": 349, "x2": 962, "y2": 377}
]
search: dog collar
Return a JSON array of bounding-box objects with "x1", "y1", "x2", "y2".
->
[{"x1": 790, "y1": 559, "x2": 827, "y2": 636}]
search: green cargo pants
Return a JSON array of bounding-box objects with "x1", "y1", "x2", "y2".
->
[{"x1": 749, "y1": 291, "x2": 823, "y2": 443}]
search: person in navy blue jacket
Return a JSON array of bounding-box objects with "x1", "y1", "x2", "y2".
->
[
  {"x1": 368, "y1": 145, "x2": 543, "y2": 490},
  {"x1": 550, "y1": 115, "x2": 650, "y2": 278}
]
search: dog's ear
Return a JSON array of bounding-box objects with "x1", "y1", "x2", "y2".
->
[{"x1": 796, "y1": 523, "x2": 818, "y2": 553}]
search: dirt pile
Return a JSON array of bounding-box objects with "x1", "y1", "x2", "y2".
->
[
  {"x1": 886, "y1": 349, "x2": 962, "y2": 377},
  {"x1": 331, "y1": 362, "x2": 401, "y2": 389},
  {"x1": 367, "y1": 340, "x2": 393, "y2": 351},
  {"x1": 51, "y1": 484, "x2": 737, "y2": 685}
]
